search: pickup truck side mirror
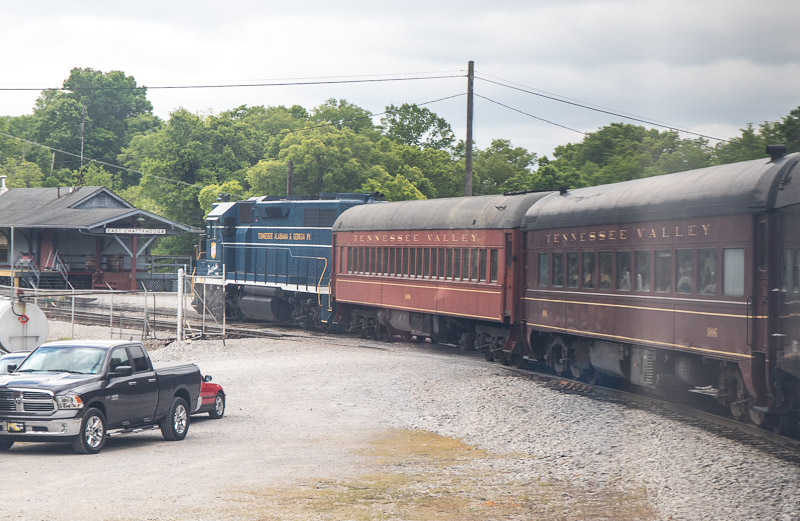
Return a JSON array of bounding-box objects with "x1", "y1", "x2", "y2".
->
[
  {"x1": 7, "y1": 364, "x2": 17, "y2": 373},
  {"x1": 203, "y1": 375, "x2": 213, "y2": 383},
  {"x1": 109, "y1": 365, "x2": 133, "y2": 378}
]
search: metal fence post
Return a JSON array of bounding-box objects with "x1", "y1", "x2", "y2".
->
[{"x1": 177, "y1": 268, "x2": 184, "y2": 341}]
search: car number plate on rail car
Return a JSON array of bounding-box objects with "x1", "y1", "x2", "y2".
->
[{"x1": 6, "y1": 422, "x2": 25, "y2": 433}]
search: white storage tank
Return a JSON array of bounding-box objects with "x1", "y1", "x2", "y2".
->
[{"x1": 0, "y1": 298, "x2": 49, "y2": 352}]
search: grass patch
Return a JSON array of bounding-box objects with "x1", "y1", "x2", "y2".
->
[{"x1": 146, "y1": 429, "x2": 658, "y2": 521}]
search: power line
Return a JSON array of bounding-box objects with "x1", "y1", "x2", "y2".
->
[
  {"x1": 0, "y1": 74, "x2": 465, "y2": 92},
  {"x1": 476, "y1": 75, "x2": 734, "y2": 144},
  {"x1": 474, "y1": 94, "x2": 587, "y2": 136}
]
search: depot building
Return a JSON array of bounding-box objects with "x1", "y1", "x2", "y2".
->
[{"x1": 0, "y1": 176, "x2": 199, "y2": 291}]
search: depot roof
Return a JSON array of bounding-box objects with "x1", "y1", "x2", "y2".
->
[{"x1": 0, "y1": 186, "x2": 199, "y2": 235}]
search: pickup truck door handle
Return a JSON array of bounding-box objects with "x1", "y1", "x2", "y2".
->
[
  {"x1": 128, "y1": 381, "x2": 137, "y2": 386},
  {"x1": 148, "y1": 378, "x2": 156, "y2": 383}
]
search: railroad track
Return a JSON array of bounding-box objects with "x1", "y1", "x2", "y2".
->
[
  {"x1": 43, "y1": 302, "x2": 800, "y2": 459},
  {"x1": 42, "y1": 305, "x2": 293, "y2": 340},
  {"x1": 497, "y1": 364, "x2": 800, "y2": 464}
]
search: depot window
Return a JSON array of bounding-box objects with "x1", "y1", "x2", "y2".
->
[{"x1": 0, "y1": 233, "x2": 9, "y2": 264}]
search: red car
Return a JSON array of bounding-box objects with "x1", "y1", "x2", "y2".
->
[{"x1": 195, "y1": 375, "x2": 225, "y2": 419}]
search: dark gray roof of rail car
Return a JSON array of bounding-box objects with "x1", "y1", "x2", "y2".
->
[
  {"x1": 333, "y1": 192, "x2": 552, "y2": 232},
  {"x1": 523, "y1": 153, "x2": 800, "y2": 230}
]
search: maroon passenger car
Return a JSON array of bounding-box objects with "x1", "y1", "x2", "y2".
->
[
  {"x1": 331, "y1": 193, "x2": 549, "y2": 352},
  {"x1": 521, "y1": 146, "x2": 800, "y2": 432}
]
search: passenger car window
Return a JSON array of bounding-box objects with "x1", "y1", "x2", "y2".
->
[
  {"x1": 655, "y1": 250, "x2": 672, "y2": 293},
  {"x1": 635, "y1": 251, "x2": 650, "y2": 292},
  {"x1": 676, "y1": 249, "x2": 694, "y2": 294},
  {"x1": 723, "y1": 248, "x2": 745, "y2": 297},
  {"x1": 567, "y1": 252, "x2": 579, "y2": 288},
  {"x1": 538, "y1": 253, "x2": 550, "y2": 287},
  {"x1": 582, "y1": 252, "x2": 595, "y2": 289},
  {"x1": 553, "y1": 253, "x2": 564, "y2": 287},
  {"x1": 698, "y1": 249, "x2": 717, "y2": 295},
  {"x1": 616, "y1": 251, "x2": 631, "y2": 291},
  {"x1": 599, "y1": 251, "x2": 612, "y2": 289}
]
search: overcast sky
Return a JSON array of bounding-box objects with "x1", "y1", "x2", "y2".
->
[{"x1": 2, "y1": 0, "x2": 799, "y2": 159}]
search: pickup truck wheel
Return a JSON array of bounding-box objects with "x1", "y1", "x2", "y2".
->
[
  {"x1": 161, "y1": 397, "x2": 189, "y2": 441},
  {"x1": 209, "y1": 392, "x2": 225, "y2": 419},
  {"x1": 72, "y1": 408, "x2": 107, "y2": 454},
  {"x1": 0, "y1": 440, "x2": 14, "y2": 451}
]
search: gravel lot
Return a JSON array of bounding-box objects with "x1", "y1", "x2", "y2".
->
[{"x1": 1, "y1": 319, "x2": 799, "y2": 520}]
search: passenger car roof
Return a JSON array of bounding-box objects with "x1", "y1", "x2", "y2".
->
[
  {"x1": 523, "y1": 153, "x2": 800, "y2": 230},
  {"x1": 333, "y1": 192, "x2": 552, "y2": 232}
]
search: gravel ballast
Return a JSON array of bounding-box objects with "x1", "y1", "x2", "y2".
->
[{"x1": 1, "y1": 320, "x2": 797, "y2": 520}]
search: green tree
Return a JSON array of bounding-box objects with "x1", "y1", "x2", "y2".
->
[
  {"x1": 472, "y1": 139, "x2": 537, "y2": 194},
  {"x1": 381, "y1": 103, "x2": 455, "y2": 150},
  {"x1": 311, "y1": 99, "x2": 376, "y2": 134},
  {"x1": 0, "y1": 158, "x2": 44, "y2": 187},
  {"x1": 714, "y1": 123, "x2": 766, "y2": 164},
  {"x1": 31, "y1": 68, "x2": 156, "y2": 185},
  {"x1": 360, "y1": 166, "x2": 425, "y2": 201},
  {"x1": 198, "y1": 180, "x2": 245, "y2": 215}
]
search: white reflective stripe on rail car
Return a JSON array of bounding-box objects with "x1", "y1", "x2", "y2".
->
[
  {"x1": 222, "y1": 242, "x2": 332, "y2": 248},
  {"x1": 227, "y1": 280, "x2": 330, "y2": 294}
]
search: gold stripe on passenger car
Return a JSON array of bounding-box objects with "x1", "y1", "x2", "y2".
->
[
  {"x1": 524, "y1": 296, "x2": 766, "y2": 319},
  {"x1": 338, "y1": 298, "x2": 501, "y2": 321},
  {"x1": 527, "y1": 323, "x2": 753, "y2": 359},
  {"x1": 338, "y1": 277, "x2": 502, "y2": 295}
]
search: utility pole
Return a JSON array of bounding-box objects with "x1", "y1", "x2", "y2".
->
[
  {"x1": 465, "y1": 61, "x2": 474, "y2": 196},
  {"x1": 79, "y1": 101, "x2": 86, "y2": 185}
]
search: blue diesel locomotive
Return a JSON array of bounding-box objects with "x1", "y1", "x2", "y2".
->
[{"x1": 194, "y1": 193, "x2": 380, "y2": 326}]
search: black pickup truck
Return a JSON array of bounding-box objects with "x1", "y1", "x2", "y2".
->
[{"x1": 0, "y1": 340, "x2": 201, "y2": 454}]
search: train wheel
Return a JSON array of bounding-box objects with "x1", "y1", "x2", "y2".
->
[
  {"x1": 549, "y1": 337, "x2": 569, "y2": 377},
  {"x1": 459, "y1": 333, "x2": 475, "y2": 352},
  {"x1": 786, "y1": 389, "x2": 800, "y2": 438},
  {"x1": 721, "y1": 368, "x2": 747, "y2": 421},
  {"x1": 382, "y1": 326, "x2": 394, "y2": 343},
  {"x1": 570, "y1": 363, "x2": 583, "y2": 380}
]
